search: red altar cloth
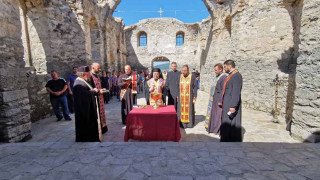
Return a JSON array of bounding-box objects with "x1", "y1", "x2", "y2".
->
[{"x1": 124, "y1": 105, "x2": 181, "y2": 142}]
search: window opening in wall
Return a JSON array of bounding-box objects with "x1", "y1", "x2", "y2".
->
[
  {"x1": 139, "y1": 32, "x2": 147, "y2": 47},
  {"x1": 176, "y1": 32, "x2": 184, "y2": 46}
]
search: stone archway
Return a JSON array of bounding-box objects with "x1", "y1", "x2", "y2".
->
[
  {"x1": 152, "y1": 56, "x2": 170, "y2": 73},
  {"x1": 88, "y1": 16, "x2": 101, "y2": 65}
]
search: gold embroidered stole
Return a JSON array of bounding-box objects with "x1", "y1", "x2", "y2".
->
[
  {"x1": 148, "y1": 78, "x2": 164, "y2": 106},
  {"x1": 132, "y1": 75, "x2": 137, "y2": 94},
  {"x1": 76, "y1": 77, "x2": 102, "y2": 142},
  {"x1": 180, "y1": 74, "x2": 192, "y2": 123}
]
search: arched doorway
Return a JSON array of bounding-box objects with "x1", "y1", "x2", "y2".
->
[{"x1": 152, "y1": 56, "x2": 170, "y2": 73}]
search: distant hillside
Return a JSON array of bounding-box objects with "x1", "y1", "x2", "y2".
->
[{"x1": 153, "y1": 62, "x2": 170, "y2": 72}]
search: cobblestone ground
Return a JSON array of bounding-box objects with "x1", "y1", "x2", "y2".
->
[{"x1": 1, "y1": 91, "x2": 319, "y2": 180}]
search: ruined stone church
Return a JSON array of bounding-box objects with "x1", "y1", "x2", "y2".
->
[{"x1": 0, "y1": 0, "x2": 319, "y2": 143}]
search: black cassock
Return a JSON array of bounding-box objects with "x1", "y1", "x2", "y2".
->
[
  {"x1": 165, "y1": 70, "x2": 181, "y2": 110},
  {"x1": 118, "y1": 73, "x2": 133, "y2": 124},
  {"x1": 220, "y1": 71, "x2": 243, "y2": 142},
  {"x1": 73, "y1": 78, "x2": 101, "y2": 142}
]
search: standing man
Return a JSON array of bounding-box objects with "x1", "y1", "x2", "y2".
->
[
  {"x1": 165, "y1": 62, "x2": 181, "y2": 111},
  {"x1": 220, "y1": 60, "x2": 243, "y2": 142},
  {"x1": 66, "y1": 67, "x2": 78, "y2": 113},
  {"x1": 204, "y1": 63, "x2": 227, "y2": 134},
  {"x1": 144, "y1": 69, "x2": 151, "y2": 102},
  {"x1": 145, "y1": 68, "x2": 165, "y2": 106},
  {"x1": 45, "y1": 70, "x2": 72, "y2": 121},
  {"x1": 118, "y1": 65, "x2": 134, "y2": 125},
  {"x1": 178, "y1": 65, "x2": 198, "y2": 128},
  {"x1": 73, "y1": 66, "x2": 104, "y2": 142},
  {"x1": 110, "y1": 70, "x2": 117, "y2": 97},
  {"x1": 132, "y1": 69, "x2": 139, "y2": 104},
  {"x1": 195, "y1": 70, "x2": 200, "y2": 89},
  {"x1": 90, "y1": 63, "x2": 108, "y2": 134},
  {"x1": 101, "y1": 71, "x2": 110, "y2": 104},
  {"x1": 163, "y1": 70, "x2": 167, "y2": 83},
  {"x1": 139, "y1": 71, "x2": 145, "y2": 92}
]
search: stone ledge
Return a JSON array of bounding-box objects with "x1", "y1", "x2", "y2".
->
[{"x1": 0, "y1": 89, "x2": 29, "y2": 103}]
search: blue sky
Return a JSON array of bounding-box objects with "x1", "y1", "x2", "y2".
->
[{"x1": 113, "y1": 0, "x2": 210, "y2": 26}]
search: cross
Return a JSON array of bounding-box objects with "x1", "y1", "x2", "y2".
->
[
  {"x1": 158, "y1": 8, "x2": 164, "y2": 17},
  {"x1": 270, "y1": 74, "x2": 286, "y2": 123}
]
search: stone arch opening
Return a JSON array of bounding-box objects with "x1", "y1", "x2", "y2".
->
[
  {"x1": 152, "y1": 56, "x2": 170, "y2": 73},
  {"x1": 18, "y1": 0, "x2": 48, "y2": 73},
  {"x1": 89, "y1": 16, "x2": 101, "y2": 65}
]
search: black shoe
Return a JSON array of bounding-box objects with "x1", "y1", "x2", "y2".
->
[
  {"x1": 102, "y1": 126, "x2": 108, "y2": 134},
  {"x1": 65, "y1": 117, "x2": 72, "y2": 121},
  {"x1": 57, "y1": 117, "x2": 63, "y2": 122},
  {"x1": 179, "y1": 121, "x2": 185, "y2": 129}
]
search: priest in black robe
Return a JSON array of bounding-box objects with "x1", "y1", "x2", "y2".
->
[
  {"x1": 205, "y1": 63, "x2": 227, "y2": 134},
  {"x1": 89, "y1": 62, "x2": 108, "y2": 134},
  {"x1": 165, "y1": 62, "x2": 181, "y2": 111},
  {"x1": 73, "y1": 66, "x2": 103, "y2": 142},
  {"x1": 177, "y1": 65, "x2": 198, "y2": 128},
  {"x1": 118, "y1": 65, "x2": 134, "y2": 125},
  {"x1": 220, "y1": 60, "x2": 243, "y2": 142}
]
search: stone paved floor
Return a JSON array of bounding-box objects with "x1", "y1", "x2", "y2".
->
[{"x1": 1, "y1": 91, "x2": 319, "y2": 180}]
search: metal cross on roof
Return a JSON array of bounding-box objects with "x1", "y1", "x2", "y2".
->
[{"x1": 158, "y1": 8, "x2": 164, "y2": 17}]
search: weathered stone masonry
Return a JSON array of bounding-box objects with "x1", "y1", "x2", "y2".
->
[
  {"x1": 125, "y1": 0, "x2": 319, "y2": 142},
  {"x1": 201, "y1": 0, "x2": 319, "y2": 142},
  {"x1": 0, "y1": 0, "x2": 319, "y2": 142},
  {"x1": 0, "y1": 0, "x2": 126, "y2": 142}
]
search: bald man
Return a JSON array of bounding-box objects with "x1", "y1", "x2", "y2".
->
[
  {"x1": 118, "y1": 65, "x2": 134, "y2": 125},
  {"x1": 90, "y1": 63, "x2": 108, "y2": 133}
]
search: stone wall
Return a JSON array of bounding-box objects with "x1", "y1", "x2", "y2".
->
[
  {"x1": 200, "y1": 0, "x2": 319, "y2": 142},
  {"x1": 201, "y1": 0, "x2": 294, "y2": 115},
  {"x1": 18, "y1": 0, "x2": 126, "y2": 122},
  {"x1": 21, "y1": 0, "x2": 87, "y2": 77},
  {"x1": 0, "y1": 0, "x2": 32, "y2": 142},
  {"x1": 1, "y1": 0, "x2": 126, "y2": 142},
  {"x1": 1, "y1": 0, "x2": 318, "y2": 142},
  {"x1": 106, "y1": 16, "x2": 126, "y2": 72},
  {"x1": 292, "y1": 0, "x2": 320, "y2": 142},
  {"x1": 27, "y1": 73, "x2": 52, "y2": 122},
  {"x1": 125, "y1": 18, "x2": 208, "y2": 71}
]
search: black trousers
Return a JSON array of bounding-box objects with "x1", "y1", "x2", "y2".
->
[
  {"x1": 133, "y1": 94, "x2": 137, "y2": 105},
  {"x1": 67, "y1": 93, "x2": 74, "y2": 113},
  {"x1": 112, "y1": 86, "x2": 117, "y2": 96},
  {"x1": 103, "y1": 93, "x2": 109, "y2": 103}
]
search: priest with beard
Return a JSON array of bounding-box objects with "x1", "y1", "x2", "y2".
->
[
  {"x1": 220, "y1": 60, "x2": 243, "y2": 142},
  {"x1": 118, "y1": 65, "x2": 134, "y2": 125},
  {"x1": 145, "y1": 68, "x2": 165, "y2": 106},
  {"x1": 177, "y1": 65, "x2": 198, "y2": 128},
  {"x1": 204, "y1": 63, "x2": 227, "y2": 134},
  {"x1": 89, "y1": 62, "x2": 108, "y2": 134},
  {"x1": 73, "y1": 66, "x2": 106, "y2": 142},
  {"x1": 165, "y1": 62, "x2": 181, "y2": 110}
]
